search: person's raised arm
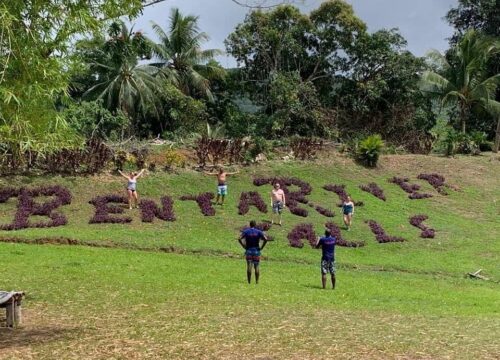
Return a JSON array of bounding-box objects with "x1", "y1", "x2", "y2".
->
[
  {"x1": 226, "y1": 171, "x2": 239, "y2": 176},
  {"x1": 118, "y1": 170, "x2": 129, "y2": 179},
  {"x1": 136, "y1": 169, "x2": 146, "y2": 178},
  {"x1": 315, "y1": 236, "x2": 322, "y2": 249}
]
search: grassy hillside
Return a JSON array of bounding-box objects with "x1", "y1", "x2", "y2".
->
[{"x1": 1, "y1": 154, "x2": 499, "y2": 359}]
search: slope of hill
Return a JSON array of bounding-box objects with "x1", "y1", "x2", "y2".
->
[{"x1": 0, "y1": 154, "x2": 499, "y2": 359}]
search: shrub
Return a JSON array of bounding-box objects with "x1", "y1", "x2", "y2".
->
[
  {"x1": 247, "y1": 136, "x2": 269, "y2": 161},
  {"x1": 290, "y1": 137, "x2": 323, "y2": 160},
  {"x1": 287, "y1": 223, "x2": 316, "y2": 248},
  {"x1": 238, "y1": 192, "x2": 268, "y2": 215},
  {"x1": 417, "y1": 173, "x2": 449, "y2": 195},
  {"x1": 324, "y1": 222, "x2": 365, "y2": 247},
  {"x1": 228, "y1": 138, "x2": 249, "y2": 165},
  {"x1": 366, "y1": 220, "x2": 406, "y2": 243},
  {"x1": 131, "y1": 147, "x2": 149, "y2": 170},
  {"x1": 356, "y1": 134, "x2": 384, "y2": 167},
  {"x1": 253, "y1": 176, "x2": 312, "y2": 217},
  {"x1": 139, "y1": 196, "x2": 176, "y2": 222},
  {"x1": 409, "y1": 214, "x2": 435, "y2": 238},
  {"x1": 0, "y1": 186, "x2": 72, "y2": 230},
  {"x1": 63, "y1": 100, "x2": 129, "y2": 141},
  {"x1": 323, "y1": 184, "x2": 364, "y2": 207},
  {"x1": 163, "y1": 148, "x2": 186, "y2": 170},
  {"x1": 180, "y1": 192, "x2": 216, "y2": 216},
  {"x1": 41, "y1": 138, "x2": 113, "y2": 175},
  {"x1": 359, "y1": 183, "x2": 386, "y2": 201},
  {"x1": 89, "y1": 194, "x2": 132, "y2": 224},
  {"x1": 314, "y1": 205, "x2": 335, "y2": 218},
  {"x1": 388, "y1": 177, "x2": 433, "y2": 200},
  {"x1": 113, "y1": 150, "x2": 128, "y2": 171}
]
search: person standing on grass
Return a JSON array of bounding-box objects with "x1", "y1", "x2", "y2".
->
[
  {"x1": 118, "y1": 169, "x2": 146, "y2": 209},
  {"x1": 341, "y1": 195, "x2": 355, "y2": 230},
  {"x1": 204, "y1": 167, "x2": 238, "y2": 206},
  {"x1": 270, "y1": 182, "x2": 286, "y2": 225},
  {"x1": 238, "y1": 220, "x2": 268, "y2": 284},
  {"x1": 315, "y1": 229, "x2": 336, "y2": 289}
]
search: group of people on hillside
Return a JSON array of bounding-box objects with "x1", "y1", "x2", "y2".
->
[{"x1": 117, "y1": 168, "x2": 355, "y2": 289}]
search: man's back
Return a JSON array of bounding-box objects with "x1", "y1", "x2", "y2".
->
[
  {"x1": 242, "y1": 227, "x2": 264, "y2": 249},
  {"x1": 318, "y1": 236, "x2": 336, "y2": 261}
]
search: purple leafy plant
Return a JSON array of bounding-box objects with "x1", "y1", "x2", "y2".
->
[
  {"x1": 359, "y1": 183, "x2": 386, "y2": 201},
  {"x1": 409, "y1": 214, "x2": 435, "y2": 238},
  {"x1": 388, "y1": 177, "x2": 433, "y2": 200},
  {"x1": 180, "y1": 192, "x2": 216, "y2": 216},
  {"x1": 0, "y1": 185, "x2": 72, "y2": 230},
  {"x1": 238, "y1": 191, "x2": 268, "y2": 215},
  {"x1": 323, "y1": 184, "x2": 364, "y2": 207},
  {"x1": 253, "y1": 177, "x2": 312, "y2": 217},
  {"x1": 139, "y1": 196, "x2": 176, "y2": 222},
  {"x1": 366, "y1": 220, "x2": 406, "y2": 243},
  {"x1": 417, "y1": 173, "x2": 449, "y2": 195},
  {"x1": 89, "y1": 194, "x2": 132, "y2": 224},
  {"x1": 314, "y1": 205, "x2": 335, "y2": 218},
  {"x1": 324, "y1": 222, "x2": 365, "y2": 247},
  {"x1": 287, "y1": 223, "x2": 317, "y2": 248}
]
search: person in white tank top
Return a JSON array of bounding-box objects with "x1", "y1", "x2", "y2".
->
[{"x1": 118, "y1": 169, "x2": 145, "y2": 209}]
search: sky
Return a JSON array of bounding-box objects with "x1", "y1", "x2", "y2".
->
[{"x1": 133, "y1": 0, "x2": 458, "y2": 68}]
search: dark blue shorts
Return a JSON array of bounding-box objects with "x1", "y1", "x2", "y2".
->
[{"x1": 245, "y1": 248, "x2": 261, "y2": 264}]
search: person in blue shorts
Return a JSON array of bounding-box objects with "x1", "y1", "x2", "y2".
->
[
  {"x1": 238, "y1": 220, "x2": 268, "y2": 284},
  {"x1": 204, "y1": 167, "x2": 238, "y2": 206},
  {"x1": 341, "y1": 195, "x2": 355, "y2": 230},
  {"x1": 315, "y1": 229, "x2": 336, "y2": 289}
]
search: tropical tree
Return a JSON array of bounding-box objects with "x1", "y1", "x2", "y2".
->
[
  {"x1": 150, "y1": 8, "x2": 225, "y2": 100},
  {"x1": 0, "y1": 0, "x2": 144, "y2": 170},
  {"x1": 80, "y1": 22, "x2": 167, "y2": 126},
  {"x1": 420, "y1": 30, "x2": 500, "y2": 135}
]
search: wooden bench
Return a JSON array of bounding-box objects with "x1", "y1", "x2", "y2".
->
[{"x1": 0, "y1": 291, "x2": 25, "y2": 328}]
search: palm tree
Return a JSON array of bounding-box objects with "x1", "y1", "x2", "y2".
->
[
  {"x1": 82, "y1": 22, "x2": 168, "y2": 121},
  {"x1": 420, "y1": 30, "x2": 500, "y2": 135},
  {"x1": 150, "y1": 8, "x2": 225, "y2": 101}
]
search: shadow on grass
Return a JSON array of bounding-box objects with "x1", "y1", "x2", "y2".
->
[{"x1": 0, "y1": 326, "x2": 80, "y2": 349}]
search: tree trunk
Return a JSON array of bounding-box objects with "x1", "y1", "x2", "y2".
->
[
  {"x1": 460, "y1": 105, "x2": 467, "y2": 134},
  {"x1": 494, "y1": 115, "x2": 500, "y2": 153}
]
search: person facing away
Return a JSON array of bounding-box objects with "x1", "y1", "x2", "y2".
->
[
  {"x1": 118, "y1": 169, "x2": 145, "y2": 209},
  {"x1": 204, "y1": 167, "x2": 238, "y2": 206},
  {"x1": 341, "y1": 195, "x2": 355, "y2": 231},
  {"x1": 238, "y1": 220, "x2": 268, "y2": 284},
  {"x1": 270, "y1": 182, "x2": 286, "y2": 226},
  {"x1": 315, "y1": 229, "x2": 336, "y2": 289}
]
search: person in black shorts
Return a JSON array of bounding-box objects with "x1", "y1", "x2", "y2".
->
[
  {"x1": 238, "y1": 220, "x2": 268, "y2": 284},
  {"x1": 315, "y1": 229, "x2": 336, "y2": 289}
]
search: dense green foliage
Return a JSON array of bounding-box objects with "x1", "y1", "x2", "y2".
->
[
  {"x1": 0, "y1": 1, "x2": 144, "y2": 169},
  {"x1": 420, "y1": 30, "x2": 500, "y2": 135},
  {"x1": 1, "y1": 0, "x2": 500, "y2": 175},
  {"x1": 356, "y1": 134, "x2": 384, "y2": 167}
]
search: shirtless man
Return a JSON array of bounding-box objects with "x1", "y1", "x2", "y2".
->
[
  {"x1": 204, "y1": 167, "x2": 238, "y2": 205},
  {"x1": 270, "y1": 182, "x2": 286, "y2": 225}
]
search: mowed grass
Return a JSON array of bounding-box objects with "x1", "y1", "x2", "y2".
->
[
  {"x1": 0, "y1": 154, "x2": 499, "y2": 359},
  {"x1": 0, "y1": 244, "x2": 499, "y2": 359}
]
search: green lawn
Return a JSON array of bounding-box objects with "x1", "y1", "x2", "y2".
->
[{"x1": 0, "y1": 154, "x2": 499, "y2": 359}]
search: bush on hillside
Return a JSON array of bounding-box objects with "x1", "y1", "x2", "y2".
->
[
  {"x1": 356, "y1": 134, "x2": 384, "y2": 167},
  {"x1": 63, "y1": 100, "x2": 129, "y2": 141}
]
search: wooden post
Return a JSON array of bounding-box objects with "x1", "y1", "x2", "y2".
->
[
  {"x1": 14, "y1": 302, "x2": 22, "y2": 326},
  {"x1": 6, "y1": 301, "x2": 15, "y2": 327}
]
